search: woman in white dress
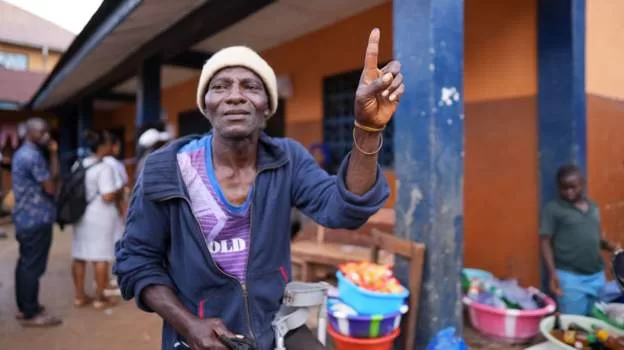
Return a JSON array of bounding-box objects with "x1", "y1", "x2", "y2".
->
[{"x1": 72, "y1": 130, "x2": 122, "y2": 309}]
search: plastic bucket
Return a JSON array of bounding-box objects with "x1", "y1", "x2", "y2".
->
[
  {"x1": 336, "y1": 271, "x2": 409, "y2": 315},
  {"x1": 328, "y1": 298, "x2": 408, "y2": 338},
  {"x1": 463, "y1": 287, "x2": 556, "y2": 343},
  {"x1": 328, "y1": 325, "x2": 400, "y2": 350}
]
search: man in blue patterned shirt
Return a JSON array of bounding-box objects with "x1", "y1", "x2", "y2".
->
[{"x1": 11, "y1": 118, "x2": 62, "y2": 327}]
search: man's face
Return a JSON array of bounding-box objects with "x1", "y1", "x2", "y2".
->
[
  {"x1": 29, "y1": 122, "x2": 50, "y2": 147},
  {"x1": 559, "y1": 172, "x2": 584, "y2": 203},
  {"x1": 203, "y1": 67, "x2": 269, "y2": 139}
]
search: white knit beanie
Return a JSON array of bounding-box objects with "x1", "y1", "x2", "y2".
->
[{"x1": 196, "y1": 46, "x2": 278, "y2": 118}]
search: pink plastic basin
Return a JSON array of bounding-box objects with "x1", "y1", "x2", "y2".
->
[{"x1": 462, "y1": 287, "x2": 556, "y2": 343}]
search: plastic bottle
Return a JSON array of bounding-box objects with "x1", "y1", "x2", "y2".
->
[
  {"x1": 481, "y1": 279, "x2": 521, "y2": 309},
  {"x1": 553, "y1": 312, "x2": 562, "y2": 330}
]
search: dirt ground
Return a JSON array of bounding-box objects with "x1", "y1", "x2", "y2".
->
[
  {"x1": 0, "y1": 224, "x2": 537, "y2": 349},
  {"x1": 0, "y1": 225, "x2": 162, "y2": 350}
]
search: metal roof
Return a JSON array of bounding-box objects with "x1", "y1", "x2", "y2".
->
[
  {"x1": 28, "y1": 0, "x2": 275, "y2": 111},
  {"x1": 0, "y1": 0, "x2": 74, "y2": 51}
]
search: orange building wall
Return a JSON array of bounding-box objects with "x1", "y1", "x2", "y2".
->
[
  {"x1": 0, "y1": 42, "x2": 62, "y2": 73},
  {"x1": 586, "y1": 0, "x2": 624, "y2": 248},
  {"x1": 586, "y1": 0, "x2": 624, "y2": 100},
  {"x1": 463, "y1": 0, "x2": 539, "y2": 286},
  {"x1": 103, "y1": 0, "x2": 541, "y2": 286}
]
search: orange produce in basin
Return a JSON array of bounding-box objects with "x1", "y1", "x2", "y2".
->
[{"x1": 339, "y1": 261, "x2": 404, "y2": 294}]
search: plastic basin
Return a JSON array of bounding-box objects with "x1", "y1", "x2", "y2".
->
[
  {"x1": 540, "y1": 314, "x2": 624, "y2": 349},
  {"x1": 336, "y1": 271, "x2": 409, "y2": 315},
  {"x1": 463, "y1": 287, "x2": 556, "y2": 343},
  {"x1": 328, "y1": 325, "x2": 400, "y2": 350},
  {"x1": 328, "y1": 298, "x2": 407, "y2": 338}
]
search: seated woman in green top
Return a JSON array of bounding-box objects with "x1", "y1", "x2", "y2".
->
[{"x1": 540, "y1": 164, "x2": 620, "y2": 315}]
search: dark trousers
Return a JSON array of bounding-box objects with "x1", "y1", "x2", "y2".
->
[
  {"x1": 15, "y1": 224, "x2": 53, "y2": 319},
  {"x1": 284, "y1": 326, "x2": 326, "y2": 350}
]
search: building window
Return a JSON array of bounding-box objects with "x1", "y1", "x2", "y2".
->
[
  {"x1": 0, "y1": 51, "x2": 28, "y2": 71},
  {"x1": 322, "y1": 68, "x2": 394, "y2": 173}
]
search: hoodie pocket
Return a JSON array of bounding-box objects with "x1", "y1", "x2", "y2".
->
[
  {"x1": 248, "y1": 268, "x2": 287, "y2": 334},
  {"x1": 196, "y1": 284, "x2": 247, "y2": 336}
]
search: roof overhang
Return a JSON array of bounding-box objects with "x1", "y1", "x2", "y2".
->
[{"x1": 29, "y1": 0, "x2": 274, "y2": 111}]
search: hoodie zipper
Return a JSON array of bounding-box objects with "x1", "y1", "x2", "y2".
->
[{"x1": 241, "y1": 164, "x2": 280, "y2": 340}]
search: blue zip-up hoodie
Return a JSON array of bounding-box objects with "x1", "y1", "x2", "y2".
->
[{"x1": 114, "y1": 133, "x2": 389, "y2": 350}]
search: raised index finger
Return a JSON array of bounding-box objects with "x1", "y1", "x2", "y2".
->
[{"x1": 363, "y1": 28, "x2": 380, "y2": 79}]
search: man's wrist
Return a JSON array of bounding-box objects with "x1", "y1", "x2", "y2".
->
[{"x1": 353, "y1": 127, "x2": 382, "y2": 155}]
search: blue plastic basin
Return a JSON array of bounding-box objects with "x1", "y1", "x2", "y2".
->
[{"x1": 336, "y1": 271, "x2": 409, "y2": 315}]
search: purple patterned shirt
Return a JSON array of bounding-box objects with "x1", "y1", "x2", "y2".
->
[{"x1": 177, "y1": 136, "x2": 252, "y2": 282}]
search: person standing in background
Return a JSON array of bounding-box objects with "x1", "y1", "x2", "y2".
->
[
  {"x1": 135, "y1": 128, "x2": 171, "y2": 177},
  {"x1": 11, "y1": 117, "x2": 62, "y2": 327},
  {"x1": 540, "y1": 164, "x2": 620, "y2": 315},
  {"x1": 71, "y1": 130, "x2": 123, "y2": 310}
]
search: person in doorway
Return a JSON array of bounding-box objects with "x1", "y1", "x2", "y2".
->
[
  {"x1": 115, "y1": 28, "x2": 403, "y2": 349},
  {"x1": 541, "y1": 164, "x2": 620, "y2": 315},
  {"x1": 71, "y1": 130, "x2": 123, "y2": 309},
  {"x1": 11, "y1": 117, "x2": 62, "y2": 327}
]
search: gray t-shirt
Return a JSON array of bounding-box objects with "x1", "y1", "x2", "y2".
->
[{"x1": 540, "y1": 198, "x2": 603, "y2": 275}]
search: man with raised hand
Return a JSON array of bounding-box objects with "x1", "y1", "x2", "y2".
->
[{"x1": 115, "y1": 28, "x2": 404, "y2": 349}]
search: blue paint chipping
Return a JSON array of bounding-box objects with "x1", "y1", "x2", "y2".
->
[
  {"x1": 136, "y1": 56, "x2": 162, "y2": 127},
  {"x1": 393, "y1": 0, "x2": 464, "y2": 348},
  {"x1": 538, "y1": 0, "x2": 586, "y2": 292}
]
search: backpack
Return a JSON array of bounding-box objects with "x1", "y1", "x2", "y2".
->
[{"x1": 56, "y1": 160, "x2": 100, "y2": 228}]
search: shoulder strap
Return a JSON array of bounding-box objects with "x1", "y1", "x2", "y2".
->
[{"x1": 83, "y1": 159, "x2": 102, "y2": 171}]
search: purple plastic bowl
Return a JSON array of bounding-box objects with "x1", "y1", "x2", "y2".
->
[{"x1": 327, "y1": 298, "x2": 408, "y2": 339}]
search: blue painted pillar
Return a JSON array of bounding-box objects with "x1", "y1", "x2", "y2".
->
[
  {"x1": 77, "y1": 99, "x2": 92, "y2": 156},
  {"x1": 538, "y1": 0, "x2": 586, "y2": 291},
  {"x1": 136, "y1": 55, "x2": 162, "y2": 138},
  {"x1": 393, "y1": 0, "x2": 464, "y2": 348},
  {"x1": 58, "y1": 108, "x2": 76, "y2": 174}
]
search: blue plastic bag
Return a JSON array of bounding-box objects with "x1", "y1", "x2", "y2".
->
[{"x1": 426, "y1": 327, "x2": 468, "y2": 350}]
